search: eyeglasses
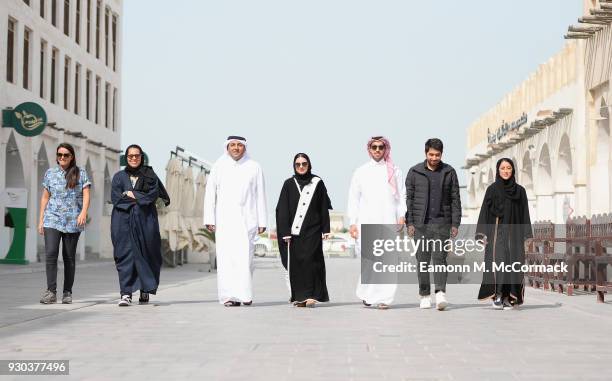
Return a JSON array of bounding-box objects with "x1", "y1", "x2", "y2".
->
[
  {"x1": 294, "y1": 162, "x2": 309, "y2": 168},
  {"x1": 127, "y1": 154, "x2": 142, "y2": 160},
  {"x1": 370, "y1": 144, "x2": 386, "y2": 151},
  {"x1": 56, "y1": 152, "x2": 72, "y2": 159}
]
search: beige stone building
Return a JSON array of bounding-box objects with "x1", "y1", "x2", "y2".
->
[{"x1": 464, "y1": 0, "x2": 611, "y2": 224}]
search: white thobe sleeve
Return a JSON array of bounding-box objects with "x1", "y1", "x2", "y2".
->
[
  {"x1": 347, "y1": 170, "x2": 360, "y2": 226},
  {"x1": 395, "y1": 168, "x2": 407, "y2": 221},
  {"x1": 203, "y1": 166, "x2": 217, "y2": 226},
  {"x1": 256, "y1": 165, "x2": 267, "y2": 228}
]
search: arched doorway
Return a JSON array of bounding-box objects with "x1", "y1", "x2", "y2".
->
[
  {"x1": 1, "y1": 133, "x2": 26, "y2": 261},
  {"x1": 521, "y1": 151, "x2": 536, "y2": 220},
  {"x1": 468, "y1": 177, "x2": 477, "y2": 222},
  {"x1": 593, "y1": 97, "x2": 610, "y2": 214},
  {"x1": 36, "y1": 143, "x2": 50, "y2": 261},
  {"x1": 84, "y1": 158, "x2": 99, "y2": 258},
  {"x1": 103, "y1": 164, "x2": 112, "y2": 215},
  {"x1": 556, "y1": 134, "x2": 575, "y2": 222},
  {"x1": 5, "y1": 133, "x2": 25, "y2": 188},
  {"x1": 536, "y1": 144, "x2": 554, "y2": 221}
]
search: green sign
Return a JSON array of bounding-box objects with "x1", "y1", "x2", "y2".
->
[{"x1": 2, "y1": 102, "x2": 47, "y2": 137}]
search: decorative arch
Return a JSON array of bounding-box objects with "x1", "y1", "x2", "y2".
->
[
  {"x1": 521, "y1": 151, "x2": 534, "y2": 198},
  {"x1": 555, "y1": 134, "x2": 573, "y2": 193},
  {"x1": 36, "y1": 142, "x2": 51, "y2": 260},
  {"x1": 5, "y1": 132, "x2": 25, "y2": 188},
  {"x1": 536, "y1": 144, "x2": 552, "y2": 196},
  {"x1": 469, "y1": 177, "x2": 476, "y2": 208},
  {"x1": 103, "y1": 163, "x2": 112, "y2": 215}
]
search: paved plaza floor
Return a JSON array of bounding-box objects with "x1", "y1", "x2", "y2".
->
[{"x1": 1, "y1": 257, "x2": 611, "y2": 380}]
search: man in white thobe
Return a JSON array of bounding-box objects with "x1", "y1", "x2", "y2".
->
[
  {"x1": 204, "y1": 136, "x2": 267, "y2": 306},
  {"x1": 349, "y1": 136, "x2": 406, "y2": 309}
]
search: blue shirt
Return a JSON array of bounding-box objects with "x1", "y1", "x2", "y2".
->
[{"x1": 42, "y1": 166, "x2": 91, "y2": 233}]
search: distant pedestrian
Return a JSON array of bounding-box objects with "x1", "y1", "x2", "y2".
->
[
  {"x1": 111, "y1": 144, "x2": 170, "y2": 307},
  {"x1": 38, "y1": 143, "x2": 91, "y2": 304}
]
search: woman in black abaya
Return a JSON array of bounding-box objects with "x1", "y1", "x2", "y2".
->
[
  {"x1": 111, "y1": 144, "x2": 170, "y2": 306},
  {"x1": 477, "y1": 158, "x2": 532, "y2": 309},
  {"x1": 276, "y1": 153, "x2": 332, "y2": 307}
]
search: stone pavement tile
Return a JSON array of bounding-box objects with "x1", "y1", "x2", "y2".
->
[{"x1": 1, "y1": 258, "x2": 612, "y2": 380}]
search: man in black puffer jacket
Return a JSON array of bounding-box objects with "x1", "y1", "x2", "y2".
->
[{"x1": 405, "y1": 138, "x2": 461, "y2": 311}]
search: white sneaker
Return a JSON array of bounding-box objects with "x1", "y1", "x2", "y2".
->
[
  {"x1": 118, "y1": 295, "x2": 132, "y2": 307},
  {"x1": 419, "y1": 295, "x2": 432, "y2": 309},
  {"x1": 435, "y1": 291, "x2": 448, "y2": 311}
]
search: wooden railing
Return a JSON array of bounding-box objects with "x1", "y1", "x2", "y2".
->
[{"x1": 525, "y1": 214, "x2": 612, "y2": 303}]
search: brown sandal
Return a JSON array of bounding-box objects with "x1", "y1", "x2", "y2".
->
[
  {"x1": 223, "y1": 301, "x2": 240, "y2": 307},
  {"x1": 305, "y1": 299, "x2": 316, "y2": 308}
]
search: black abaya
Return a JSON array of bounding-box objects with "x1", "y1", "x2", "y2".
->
[{"x1": 275, "y1": 177, "x2": 331, "y2": 303}]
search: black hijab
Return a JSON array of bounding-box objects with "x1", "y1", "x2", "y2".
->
[
  {"x1": 293, "y1": 153, "x2": 315, "y2": 189},
  {"x1": 124, "y1": 144, "x2": 171, "y2": 206},
  {"x1": 488, "y1": 157, "x2": 520, "y2": 217},
  {"x1": 292, "y1": 153, "x2": 332, "y2": 209},
  {"x1": 124, "y1": 144, "x2": 146, "y2": 176}
]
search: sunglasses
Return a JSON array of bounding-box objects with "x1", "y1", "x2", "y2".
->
[
  {"x1": 370, "y1": 144, "x2": 386, "y2": 151},
  {"x1": 56, "y1": 152, "x2": 72, "y2": 159},
  {"x1": 294, "y1": 162, "x2": 309, "y2": 168},
  {"x1": 127, "y1": 154, "x2": 142, "y2": 160}
]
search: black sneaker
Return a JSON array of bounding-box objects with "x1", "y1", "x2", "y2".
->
[
  {"x1": 40, "y1": 290, "x2": 57, "y2": 304},
  {"x1": 138, "y1": 292, "x2": 149, "y2": 305},
  {"x1": 62, "y1": 291, "x2": 72, "y2": 304}
]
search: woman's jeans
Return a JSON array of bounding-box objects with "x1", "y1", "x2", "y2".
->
[{"x1": 44, "y1": 228, "x2": 81, "y2": 293}]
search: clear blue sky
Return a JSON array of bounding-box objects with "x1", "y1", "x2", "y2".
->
[{"x1": 122, "y1": 0, "x2": 581, "y2": 220}]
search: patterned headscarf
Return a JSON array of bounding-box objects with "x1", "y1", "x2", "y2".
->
[{"x1": 367, "y1": 136, "x2": 398, "y2": 199}]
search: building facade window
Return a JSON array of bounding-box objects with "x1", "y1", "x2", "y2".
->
[
  {"x1": 112, "y1": 87, "x2": 117, "y2": 131},
  {"x1": 86, "y1": 70, "x2": 91, "y2": 120},
  {"x1": 104, "y1": 7, "x2": 110, "y2": 66},
  {"x1": 75, "y1": 0, "x2": 81, "y2": 44},
  {"x1": 51, "y1": 0, "x2": 57, "y2": 27},
  {"x1": 95, "y1": 76, "x2": 100, "y2": 123},
  {"x1": 63, "y1": 0, "x2": 70, "y2": 36},
  {"x1": 6, "y1": 18, "x2": 16, "y2": 84},
  {"x1": 112, "y1": 14, "x2": 117, "y2": 71},
  {"x1": 23, "y1": 0, "x2": 30, "y2": 6},
  {"x1": 86, "y1": 0, "x2": 91, "y2": 52},
  {"x1": 74, "y1": 63, "x2": 80, "y2": 114},
  {"x1": 105, "y1": 82, "x2": 110, "y2": 128},
  {"x1": 64, "y1": 56, "x2": 71, "y2": 110},
  {"x1": 39, "y1": 40, "x2": 47, "y2": 98},
  {"x1": 95, "y1": 0, "x2": 100, "y2": 59},
  {"x1": 50, "y1": 48, "x2": 58, "y2": 103},
  {"x1": 40, "y1": 0, "x2": 45, "y2": 18},
  {"x1": 23, "y1": 27, "x2": 32, "y2": 90}
]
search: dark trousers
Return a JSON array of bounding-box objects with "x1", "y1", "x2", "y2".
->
[
  {"x1": 415, "y1": 223, "x2": 450, "y2": 296},
  {"x1": 44, "y1": 228, "x2": 80, "y2": 293}
]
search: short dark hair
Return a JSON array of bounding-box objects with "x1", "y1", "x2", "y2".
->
[{"x1": 425, "y1": 138, "x2": 443, "y2": 153}]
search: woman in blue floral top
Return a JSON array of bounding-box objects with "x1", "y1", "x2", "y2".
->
[{"x1": 38, "y1": 143, "x2": 91, "y2": 304}]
